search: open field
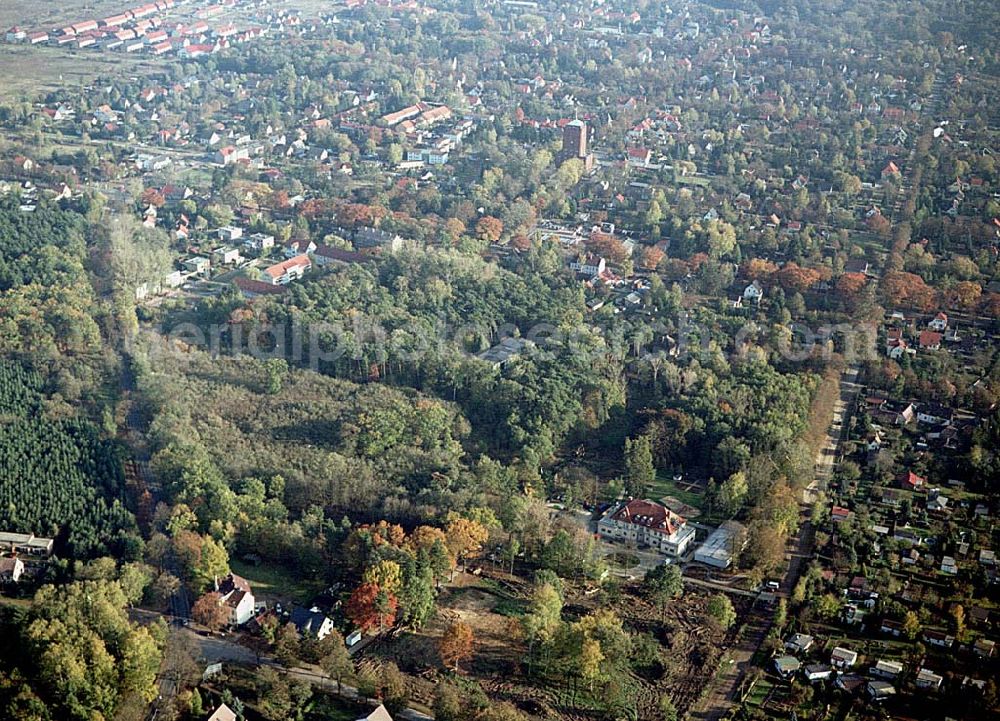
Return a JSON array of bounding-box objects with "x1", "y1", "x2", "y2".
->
[{"x1": 0, "y1": 43, "x2": 169, "y2": 96}]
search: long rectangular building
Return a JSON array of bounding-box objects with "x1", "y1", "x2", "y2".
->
[{"x1": 693, "y1": 521, "x2": 747, "y2": 569}]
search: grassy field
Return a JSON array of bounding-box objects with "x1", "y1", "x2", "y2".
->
[
  {"x1": 648, "y1": 472, "x2": 704, "y2": 510},
  {"x1": 0, "y1": 44, "x2": 168, "y2": 97},
  {"x1": 229, "y1": 558, "x2": 327, "y2": 606}
]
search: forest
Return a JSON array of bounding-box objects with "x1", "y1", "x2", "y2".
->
[{"x1": 0, "y1": 360, "x2": 140, "y2": 558}]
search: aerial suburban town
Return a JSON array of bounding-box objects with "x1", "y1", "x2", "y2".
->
[{"x1": 0, "y1": 0, "x2": 997, "y2": 720}]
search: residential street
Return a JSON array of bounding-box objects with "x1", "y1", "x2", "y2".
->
[{"x1": 688, "y1": 363, "x2": 861, "y2": 721}]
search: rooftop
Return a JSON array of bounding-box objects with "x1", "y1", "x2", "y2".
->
[{"x1": 610, "y1": 499, "x2": 686, "y2": 535}]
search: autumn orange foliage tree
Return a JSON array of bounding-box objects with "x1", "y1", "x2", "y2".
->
[
  {"x1": 836, "y1": 272, "x2": 867, "y2": 298},
  {"x1": 438, "y1": 621, "x2": 474, "y2": 672},
  {"x1": 773, "y1": 263, "x2": 821, "y2": 293},
  {"x1": 945, "y1": 281, "x2": 982, "y2": 310},
  {"x1": 742, "y1": 258, "x2": 778, "y2": 281},
  {"x1": 587, "y1": 233, "x2": 628, "y2": 264},
  {"x1": 347, "y1": 582, "x2": 398, "y2": 634},
  {"x1": 192, "y1": 592, "x2": 228, "y2": 632},
  {"x1": 639, "y1": 246, "x2": 665, "y2": 270},
  {"x1": 879, "y1": 271, "x2": 937, "y2": 311},
  {"x1": 475, "y1": 216, "x2": 504, "y2": 243}
]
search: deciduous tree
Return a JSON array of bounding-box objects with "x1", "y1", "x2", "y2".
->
[
  {"x1": 439, "y1": 621, "x2": 474, "y2": 672},
  {"x1": 191, "y1": 592, "x2": 228, "y2": 633},
  {"x1": 706, "y1": 594, "x2": 736, "y2": 629},
  {"x1": 347, "y1": 582, "x2": 398, "y2": 634},
  {"x1": 475, "y1": 216, "x2": 504, "y2": 243}
]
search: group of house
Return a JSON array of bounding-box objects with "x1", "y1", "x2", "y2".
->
[
  {"x1": 597, "y1": 499, "x2": 753, "y2": 569},
  {"x1": 772, "y1": 632, "x2": 953, "y2": 703},
  {"x1": 4, "y1": 0, "x2": 286, "y2": 57},
  {"x1": 885, "y1": 311, "x2": 952, "y2": 358},
  {"x1": 171, "y1": 221, "x2": 392, "y2": 298},
  {"x1": 209, "y1": 573, "x2": 340, "y2": 642}
]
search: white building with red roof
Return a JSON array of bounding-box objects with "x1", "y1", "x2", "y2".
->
[
  {"x1": 928, "y1": 312, "x2": 948, "y2": 331},
  {"x1": 598, "y1": 499, "x2": 696, "y2": 557},
  {"x1": 263, "y1": 254, "x2": 312, "y2": 285},
  {"x1": 216, "y1": 573, "x2": 255, "y2": 626}
]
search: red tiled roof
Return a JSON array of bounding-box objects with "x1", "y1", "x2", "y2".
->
[
  {"x1": 611, "y1": 499, "x2": 685, "y2": 535},
  {"x1": 314, "y1": 244, "x2": 367, "y2": 263},
  {"x1": 919, "y1": 330, "x2": 942, "y2": 348},
  {"x1": 263, "y1": 254, "x2": 311, "y2": 279},
  {"x1": 233, "y1": 276, "x2": 286, "y2": 295}
]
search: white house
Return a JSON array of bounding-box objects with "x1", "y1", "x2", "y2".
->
[
  {"x1": 917, "y1": 404, "x2": 953, "y2": 426},
  {"x1": 354, "y1": 227, "x2": 403, "y2": 253},
  {"x1": 214, "y1": 146, "x2": 249, "y2": 165},
  {"x1": 743, "y1": 280, "x2": 764, "y2": 302},
  {"x1": 290, "y1": 607, "x2": 336, "y2": 640},
  {"x1": 928, "y1": 312, "x2": 948, "y2": 331},
  {"x1": 598, "y1": 499, "x2": 696, "y2": 557},
  {"x1": 0, "y1": 532, "x2": 54, "y2": 557},
  {"x1": 870, "y1": 659, "x2": 903, "y2": 679},
  {"x1": 569, "y1": 253, "x2": 607, "y2": 277},
  {"x1": 245, "y1": 233, "x2": 275, "y2": 252},
  {"x1": 922, "y1": 630, "x2": 955, "y2": 648},
  {"x1": 183, "y1": 257, "x2": 211, "y2": 276},
  {"x1": 694, "y1": 521, "x2": 746, "y2": 569},
  {"x1": 867, "y1": 680, "x2": 896, "y2": 703},
  {"x1": 212, "y1": 246, "x2": 242, "y2": 265},
  {"x1": 626, "y1": 146, "x2": 652, "y2": 167},
  {"x1": 830, "y1": 646, "x2": 858, "y2": 669},
  {"x1": 263, "y1": 254, "x2": 311, "y2": 285},
  {"x1": 886, "y1": 339, "x2": 912, "y2": 359},
  {"x1": 0, "y1": 557, "x2": 25, "y2": 583},
  {"x1": 804, "y1": 664, "x2": 832, "y2": 682},
  {"x1": 283, "y1": 238, "x2": 317, "y2": 258},
  {"x1": 217, "y1": 225, "x2": 244, "y2": 242},
  {"x1": 915, "y1": 667, "x2": 943, "y2": 690},
  {"x1": 217, "y1": 573, "x2": 255, "y2": 626},
  {"x1": 784, "y1": 633, "x2": 814, "y2": 654}
]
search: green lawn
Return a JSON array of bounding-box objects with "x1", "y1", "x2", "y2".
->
[
  {"x1": 648, "y1": 472, "x2": 704, "y2": 510},
  {"x1": 676, "y1": 175, "x2": 712, "y2": 187},
  {"x1": 229, "y1": 559, "x2": 326, "y2": 605},
  {"x1": 746, "y1": 678, "x2": 774, "y2": 706}
]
